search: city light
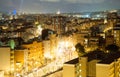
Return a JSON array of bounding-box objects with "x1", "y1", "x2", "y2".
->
[
  {"x1": 36, "y1": 25, "x2": 43, "y2": 36},
  {"x1": 44, "y1": 51, "x2": 53, "y2": 59},
  {"x1": 56, "y1": 10, "x2": 61, "y2": 15},
  {"x1": 0, "y1": 8, "x2": 120, "y2": 77},
  {"x1": 25, "y1": 39, "x2": 77, "y2": 77}
]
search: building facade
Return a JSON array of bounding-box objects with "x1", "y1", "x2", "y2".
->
[
  {"x1": 0, "y1": 47, "x2": 10, "y2": 74},
  {"x1": 96, "y1": 58, "x2": 120, "y2": 77}
]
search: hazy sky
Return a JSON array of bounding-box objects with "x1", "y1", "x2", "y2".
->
[{"x1": 0, "y1": 0, "x2": 120, "y2": 13}]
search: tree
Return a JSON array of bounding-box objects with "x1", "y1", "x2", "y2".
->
[
  {"x1": 75, "y1": 43, "x2": 85, "y2": 56},
  {"x1": 41, "y1": 29, "x2": 55, "y2": 40},
  {"x1": 105, "y1": 44, "x2": 119, "y2": 53}
]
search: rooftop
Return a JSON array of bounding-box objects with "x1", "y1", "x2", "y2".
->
[
  {"x1": 65, "y1": 58, "x2": 79, "y2": 64},
  {"x1": 98, "y1": 52, "x2": 120, "y2": 64},
  {"x1": 84, "y1": 49, "x2": 120, "y2": 64}
]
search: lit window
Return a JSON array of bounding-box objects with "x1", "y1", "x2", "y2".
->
[
  {"x1": 119, "y1": 73, "x2": 120, "y2": 77},
  {"x1": 79, "y1": 75, "x2": 82, "y2": 77},
  {"x1": 80, "y1": 69, "x2": 82, "y2": 72}
]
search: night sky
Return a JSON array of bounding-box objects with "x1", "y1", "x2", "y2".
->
[{"x1": 0, "y1": 0, "x2": 120, "y2": 13}]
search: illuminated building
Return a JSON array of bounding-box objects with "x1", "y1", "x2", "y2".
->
[
  {"x1": 96, "y1": 58, "x2": 120, "y2": 77},
  {"x1": 43, "y1": 15, "x2": 61, "y2": 32},
  {"x1": 14, "y1": 48, "x2": 28, "y2": 76},
  {"x1": 73, "y1": 32, "x2": 89, "y2": 46},
  {"x1": 0, "y1": 47, "x2": 10, "y2": 75},
  {"x1": 63, "y1": 58, "x2": 79, "y2": 77},
  {"x1": 105, "y1": 11, "x2": 118, "y2": 33},
  {"x1": 0, "y1": 71, "x2": 4, "y2": 77},
  {"x1": 52, "y1": 15, "x2": 67, "y2": 34},
  {"x1": 0, "y1": 46, "x2": 28, "y2": 76},
  {"x1": 43, "y1": 40, "x2": 52, "y2": 59},
  {"x1": 63, "y1": 57, "x2": 87, "y2": 77},
  {"x1": 49, "y1": 34, "x2": 58, "y2": 58},
  {"x1": 63, "y1": 49, "x2": 120, "y2": 77},
  {"x1": 107, "y1": 11, "x2": 118, "y2": 19},
  {"x1": 113, "y1": 24, "x2": 120, "y2": 47},
  {"x1": 84, "y1": 51, "x2": 120, "y2": 77},
  {"x1": 22, "y1": 41, "x2": 43, "y2": 71},
  {"x1": 88, "y1": 37, "x2": 99, "y2": 47},
  {"x1": 105, "y1": 35, "x2": 114, "y2": 46},
  {"x1": 43, "y1": 34, "x2": 58, "y2": 60}
]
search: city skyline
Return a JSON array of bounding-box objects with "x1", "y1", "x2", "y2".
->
[
  {"x1": 0, "y1": 0, "x2": 120, "y2": 13},
  {"x1": 0, "y1": 6, "x2": 120, "y2": 77}
]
